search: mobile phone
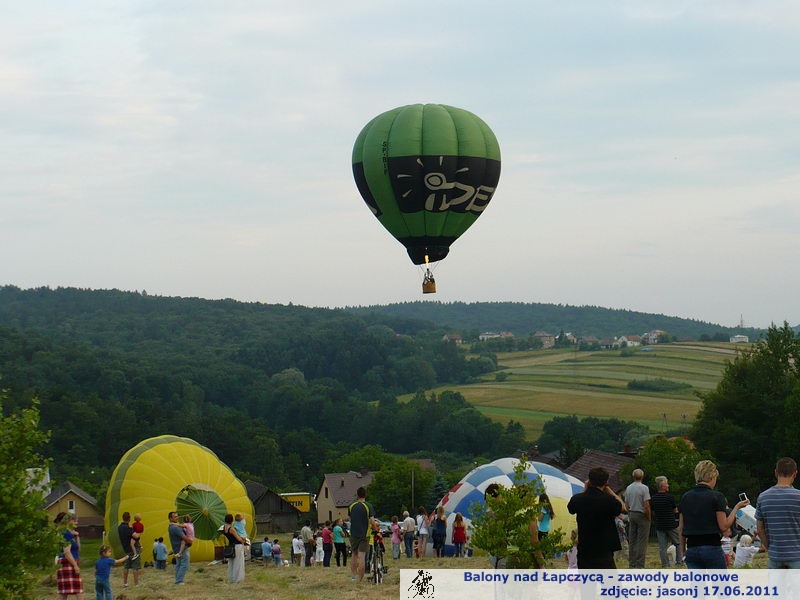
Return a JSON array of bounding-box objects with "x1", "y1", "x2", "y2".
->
[{"x1": 739, "y1": 492, "x2": 748, "y2": 502}]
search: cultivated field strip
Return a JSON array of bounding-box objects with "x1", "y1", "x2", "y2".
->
[{"x1": 431, "y1": 342, "x2": 737, "y2": 440}]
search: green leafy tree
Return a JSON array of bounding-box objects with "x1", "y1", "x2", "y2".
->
[
  {"x1": 470, "y1": 456, "x2": 568, "y2": 568},
  {"x1": 691, "y1": 323, "x2": 800, "y2": 493},
  {"x1": 368, "y1": 459, "x2": 435, "y2": 517},
  {"x1": 0, "y1": 398, "x2": 61, "y2": 599},
  {"x1": 629, "y1": 437, "x2": 712, "y2": 498}
]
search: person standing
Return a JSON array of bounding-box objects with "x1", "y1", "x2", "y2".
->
[
  {"x1": 401, "y1": 510, "x2": 416, "y2": 558},
  {"x1": 222, "y1": 513, "x2": 246, "y2": 583},
  {"x1": 167, "y1": 511, "x2": 191, "y2": 584},
  {"x1": 452, "y1": 512, "x2": 468, "y2": 558},
  {"x1": 625, "y1": 469, "x2": 651, "y2": 568},
  {"x1": 431, "y1": 506, "x2": 447, "y2": 558},
  {"x1": 756, "y1": 457, "x2": 800, "y2": 576},
  {"x1": 94, "y1": 545, "x2": 128, "y2": 600},
  {"x1": 348, "y1": 486, "x2": 371, "y2": 582},
  {"x1": 117, "y1": 512, "x2": 140, "y2": 587},
  {"x1": 416, "y1": 506, "x2": 430, "y2": 557},
  {"x1": 300, "y1": 520, "x2": 314, "y2": 567},
  {"x1": 652, "y1": 475, "x2": 683, "y2": 567},
  {"x1": 321, "y1": 521, "x2": 333, "y2": 567},
  {"x1": 679, "y1": 460, "x2": 748, "y2": 570},
  {"x1": 538, "y1": 494, "x2": 555, "y2": 539},
  {"x1": 260, "y1": 537, "x2": 273, "y2": 566},
  {"x1": 333, "y1": 519, "x2": 348, "y2": 567},
  {"x1": 153, "y1": 537, "x2": 168, "y2": 570},
  {"x1": 567, "y1": 467, "x2": 625, "y2": 568},
  {"x1": 390, "y1": 516, "x2": 403, "y2": 559},
  {"x1": 271, "y1": 539, "x2": 282, "y2": 566},
  {"x1": 54, "y1": 512, "x2": 84, "y2": 600}
]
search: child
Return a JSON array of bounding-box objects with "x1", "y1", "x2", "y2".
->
[
  {"x1": 565, "y1": 529, "x2": 578, "y2": 570},
  {"x1": 153, "y1": 537, "x2": 168, "y2": 569},
  {"x1": 451, "y1": 512, "x2": 468, "y2": 558},
  {"x1": 721, "y1": 528, "x2": 733, "y2": 567},
  {"x1": 131, "y1": 513, "x2": 144, "y2": 557},
  {"x1": 178, "y1": 515, "x2": 195, "y2": 557},
  {"x1": 95, "y1": 545, "x2": 128, "y2": 600},
  {"x1": 315, "y1": 531, "x2": 324, "y2": 565},
  {"x1": 733, "y1": 535, "x2": 765, "y2": 567},
  {"x1": 271, "y1": 539, "x2": 282, "y2": 566},
  {"x1": 234, "y1": 513, "x2": 249, "y2": 543},
  {"x1": 614, "y1": 514, "x2": 628, "y2": 562},
  {"x1": 292, "y1": 534, "x2": 305, "y2": 566}
]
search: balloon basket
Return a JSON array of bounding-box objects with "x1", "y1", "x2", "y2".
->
[{"x1": 422, "y1": 280, "x2": 437, "y2": 294}]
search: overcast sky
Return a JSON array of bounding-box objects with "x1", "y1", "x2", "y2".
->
[{"x1": 2, "y1": 1, "x2": 799, "y2": 328}]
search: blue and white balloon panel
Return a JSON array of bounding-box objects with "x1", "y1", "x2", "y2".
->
[{"x1": 435, "y1": 458, "x2": 584, "y2": 557}]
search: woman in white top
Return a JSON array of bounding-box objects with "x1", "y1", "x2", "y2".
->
[{"x1": 416, "y1": 506, "x2": 430, "y2": 558}]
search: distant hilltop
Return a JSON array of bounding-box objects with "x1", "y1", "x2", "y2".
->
[
  {"x1": 345, "y1": 300, "x2": 767, "y2": 341},
  {"x1": 0, "y1": 285, "x2": 777, "y2": 342}
]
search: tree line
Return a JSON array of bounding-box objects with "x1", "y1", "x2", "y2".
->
[{"x1": 0, "y1": 286, "x2": 520, "y2": 504}]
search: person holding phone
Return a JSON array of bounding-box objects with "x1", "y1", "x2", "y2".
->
[{"x1": 678, "y1": 460, "x2": 749, "y2": 569}]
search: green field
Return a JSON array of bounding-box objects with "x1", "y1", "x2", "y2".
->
[{"x1": 417, "y1": 342, "x2": 743, "y2": 441}]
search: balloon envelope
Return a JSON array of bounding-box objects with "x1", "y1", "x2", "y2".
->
[
  {"x1": 105, "y1": 435, "x2": 255, "y2": 562},
  {"x1": 352, "y1": 103, "x2": 501, "y2": 265},
  {"x1": 436, "y1": 457, "x2": 584, "y2": 557}
]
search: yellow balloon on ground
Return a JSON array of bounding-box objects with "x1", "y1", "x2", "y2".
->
[{"x1": 105, "y1": 435, "x2": 255, "y2": 562}]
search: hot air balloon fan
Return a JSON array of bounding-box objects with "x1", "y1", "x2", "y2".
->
[{"x1": 353, "y1": 104, "x2": 501, "y2": 293}]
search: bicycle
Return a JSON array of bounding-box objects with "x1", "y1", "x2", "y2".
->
[{"x1": 370, "y1": 530, "x2": 387, "y2": 584}]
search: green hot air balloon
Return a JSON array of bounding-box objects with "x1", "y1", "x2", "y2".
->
[{"x1": 352, "y1": 104, "x2": 501, "y2": 293}]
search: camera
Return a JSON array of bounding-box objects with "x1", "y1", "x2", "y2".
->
[{"x1": 739, "y1": 492, "x2": 748, "y2": 502}]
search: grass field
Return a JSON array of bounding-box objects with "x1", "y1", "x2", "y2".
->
[
  {"x1": 32, "y1": 537, "x2": 768, "y2": 600},
  {"x1": 416, "y1": 342, "x2": 742, "y2": 440}
]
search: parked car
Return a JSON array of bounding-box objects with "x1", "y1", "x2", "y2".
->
[{"x1": 376, "y1": 520, "x2": 393, "y2": 537}]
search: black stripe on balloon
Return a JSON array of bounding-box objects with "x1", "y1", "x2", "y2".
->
[{"x1": 389, "y1": 155, "x2": 500, "y2": 215}]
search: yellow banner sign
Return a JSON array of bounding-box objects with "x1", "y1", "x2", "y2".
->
[{"x1": 280, "y1": 493, "x2": 313, "y2": 513}]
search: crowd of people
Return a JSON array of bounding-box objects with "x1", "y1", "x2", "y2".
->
[
  {"x1": 53, "y1": 456, "x2": 800, "y2": 597},
  {"x1": 564, "y1": 457, "x2": 800, "y2": 573}
]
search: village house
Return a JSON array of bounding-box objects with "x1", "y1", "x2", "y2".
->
[
  {"x1": 617, "y1": 335, "x2": 641, "y2": 347},
  {"x1": 641, "y1": 330, "x2": 666, "y2": 345},
  {"x1": 315, "y1": 470, "x2": 374, "y2": 524},
  {"x1": 478, "y1": 331, "x2": 515, "y2": 341},
  {"x1": 41, "y1": 480, "x2": 105, "y2": 538},
  {"x1": 245, "y1": 480, "x2": 302, "y2": 533},
  {"x1": 532, "y1": 331, "x2": 555, "y2": 349},
  {"x1": 565, "y1": 449, "x2": 635, "y2": 493},
  {"x1": 442, "y1": 333, "x2": 462, "y2": 344}
]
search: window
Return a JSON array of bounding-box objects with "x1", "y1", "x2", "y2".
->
[{"x1": 67, "y1": 500, "x2": 75, "y2": 513}]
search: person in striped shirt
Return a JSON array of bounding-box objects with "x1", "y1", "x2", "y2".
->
[{"x1": 756, "y1": 457, "x2": 800, "y2": 578}]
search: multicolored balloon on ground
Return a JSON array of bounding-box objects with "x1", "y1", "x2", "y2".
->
[
  {"x1": 352, "y1": 104, "x2": 501, "y2": 291},
  {"x1": 436, "y1": 457, "x2": 584, "y2": 556},
  {"x1": 105, "y1": 435, "x2": 255, "y2": 562}
]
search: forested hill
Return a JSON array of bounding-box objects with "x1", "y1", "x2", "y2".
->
[
  {"x1": 0, "y1": 285, "x2": 520, "y2": 496},
  {"x1": 346, "y1": 301, "x2": 764, "y2": 340}
]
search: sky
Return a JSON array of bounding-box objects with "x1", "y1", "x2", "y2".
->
[{"x1": 2, "y1": 1, "x2": 799, "y2": 329}]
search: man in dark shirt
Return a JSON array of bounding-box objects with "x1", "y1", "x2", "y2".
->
[
  {"x1": 117, "y1": 512, "x2": 140, "y2": 587},
  {"x1": 348, "y1": 487, "x2": 371, "y2": 582},
  {"x1": 567, "y1": 467, "x2": 625, "y2": 568},
  {"x1": 652, "y1": 475, "x2": 683, "y2": 567}
]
